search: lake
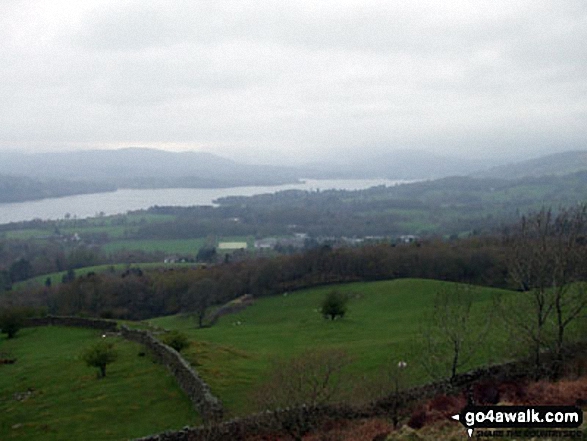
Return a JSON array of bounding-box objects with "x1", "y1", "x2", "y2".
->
[{"x1": 0, "y1": 179, "x2": 407, "y2": 225}]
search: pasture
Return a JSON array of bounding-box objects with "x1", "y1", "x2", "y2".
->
[
  {"x1": 0, "y1": 326, "x2": 197, "y2": 440},
  {"x1": 150, "y1": 279, "x2": 513, "y2": 416}
]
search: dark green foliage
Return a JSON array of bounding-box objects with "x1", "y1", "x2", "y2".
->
[
  {"x1": 10, "y1": 236, "x2": 511, "y2": 320},
  {"x1": 321, "y1": 290, "x2": 347, "y2": 320},
  {"x1": 67, "y1": 246, "x2": 100, "y2": 269},
  {"x1": 9, "y1": 258, "x2": 32, "y2": 283},
  {"x1": 0, "y1": 308, "x2": 25, "y2": 339},
  {"x1": 0, "y1": 270, "x2": 11, "y2": 292},
  {"x1": 160, "y1": 330, "x2": 190, "y2": 353},
  {"x1": 61, "y1": 268, "x2": 75, "y2": 283},
  {"x1": 82, "y1": 340, "x2": 118, "y2": 378},
  {"x1": 196, "y1": 246, "x2": 217, "y2": 263}
]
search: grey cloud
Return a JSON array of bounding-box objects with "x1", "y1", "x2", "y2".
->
[{"x1": 0, "y1": 0, "x2": 585, "y2": 163}]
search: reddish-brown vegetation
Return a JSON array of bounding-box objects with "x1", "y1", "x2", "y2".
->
[
  {"x1": 407, "y1": 393, "x2": 467, "y2": 430},
  {"x1": 506, "y1": 376, "x2": 587, "y2": 406},
  {"x1": 303, "y1": 418, "x2": 392, "y2": 441},
  {"x1": 275, "y1": 375, "x2": 587, "y2": 441}
]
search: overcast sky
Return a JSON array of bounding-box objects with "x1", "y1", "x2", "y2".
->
[{"x1": 1, "y1": 0, "x2": 585, "y2": 164}]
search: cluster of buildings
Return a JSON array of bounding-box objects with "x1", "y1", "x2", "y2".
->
[{"x1": 253, "y1": 233, "x2": 419, "y2": 251}]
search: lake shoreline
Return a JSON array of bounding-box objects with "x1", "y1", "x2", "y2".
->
[{"x1": 0, "y1": 179, "x2": 410, "y2": 225}]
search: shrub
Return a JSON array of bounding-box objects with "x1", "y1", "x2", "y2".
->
[
  {"x1": 161, "y1": 330, "x2": 190, "y2": 353},
  {"x1": 0, "y1": 308, "x2": 26, "y2": 339},
  {"x1": 321, "y1": 290, "x2": 348, "y2": 320},
  {"x1": 82, "y1": 341, "x2": 118, "y2": 378}
]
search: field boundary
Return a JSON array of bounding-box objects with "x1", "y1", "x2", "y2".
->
[
  {"x1": 120, "y1": 325, "x2": 224, "y2": 422},
  {"x1": 133, "y1": 341, "x2": 587, "y2": 441},
  {"x1": 22, "y1": 316, "x2": 223, "y2": 422}
]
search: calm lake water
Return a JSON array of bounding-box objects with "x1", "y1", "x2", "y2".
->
[{"x1": 0, "y1": 179, "x2": 406, "y2": 225}]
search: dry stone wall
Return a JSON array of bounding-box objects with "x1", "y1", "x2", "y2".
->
[
  {"x1": 120, "y1": 325, "x2": 223, "y2": 422},
  {"x1": 135, "y1": 341, "x2": 587, "y2": 441},
  {"x1": 24, "y1": 316, "x2": 223, "y2": 422},
  {"x1": 134, "y1": 405, "x2": 371, "y2": 441}
]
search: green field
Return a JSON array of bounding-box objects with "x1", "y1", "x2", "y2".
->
[
  {"x1": 102, "y1": 238, "x2": 205, "y2": 254},
  {"x1": 0, "y1": 326, "x2": 197, "y2": 441},
  {"x1": 149, "y1": 279, "x2": 513, "y2": 416},
  {"x1": 2, "y1": 229, "x2": 52, "y2": 240},
  {"x1": 60, "y1": 225, "x2": 131, "y2": 239},
  {"x1": 1, "y1": 278, "x2": 579, "y2": 438}
]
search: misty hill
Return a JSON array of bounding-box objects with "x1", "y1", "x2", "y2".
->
[
  {"x1": 475, "y1": 150, "x2": 587, "y2": 179},
  {"x1": 2, "y1": 148, "x2": 585, "y2": 204},
  {"x1": 0, "y1": 148, "x2": 301, "y2": 190},
  {"x1": 301, "y1": 149, "x2": 503, "y2": 180},
  {"x1": 0, "y1": 175, "x2": 115, "y2": 203},
  {"x1": 304, "y1": 149, "x2": 587, "y2": 181}
]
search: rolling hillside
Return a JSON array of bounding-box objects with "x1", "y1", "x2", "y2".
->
[
  {"x1": 149, "y1": 279, "x2": 514, "y2": 416},
  {"x1": 0, "y1": 326, "x2": 196, "y2": 441}
]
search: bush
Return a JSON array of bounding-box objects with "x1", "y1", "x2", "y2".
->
[
  {"x1": 161, "y1": 330, "x2": 190, "y2": 353},
  {"x1": 0, "y1": 308, "x2": 26, "y2": 339},
  {"x1": 321, "y1": 290, "x2": 348, "y2": 320},
  {"x1": 82, "y1": 340, "x2": 118, "y2": 378}
]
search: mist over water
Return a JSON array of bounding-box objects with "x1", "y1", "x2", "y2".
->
[{"x1": 0, "y1": 179, "x2": 405, "y2": 225}]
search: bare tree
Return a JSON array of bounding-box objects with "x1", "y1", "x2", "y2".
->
[
  {"x1": 505, "y1": 205, "x2": 587, "y2": 375},
  {"x1": 421, "y1": 283, "x2": 494, "y2": 381},
  {"x1": 182, "y1": 278, "x2": 217, "y2": 328},
  {"x1": 252, "y1": 349, "x2": 352, "y2": 410}
]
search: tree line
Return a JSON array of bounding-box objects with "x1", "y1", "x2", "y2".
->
[
  {"x1": 2, "y1": 206, "x2": 586, "y2": 361},
  {"x1": 2, "y1": 235, "x2": 508, "y2": 320},
  {"x1": 3, "y1": 169, "x2": 587, "y2": 284}
]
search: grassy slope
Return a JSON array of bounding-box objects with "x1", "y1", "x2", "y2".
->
[
  {"x1": 150, "y1": 279, "x2": 514, "y2": 416},
  {"x1": 101, "y1": 238, "x2": 206, "y2": 254},
  {"x1": 0, "y1": 327, "x2": 197, "y2": 441}
]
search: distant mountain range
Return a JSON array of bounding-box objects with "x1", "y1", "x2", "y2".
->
[
  {"x1": 0, "y1": 148, "x2": 301, "y2": 188},
  {"x1": 301, "y1": 149, "x2": 498, "y2": 180},
  {"x1": 0, "y1": 148, "x2": 585, "y2": 203},
  {"x1": 307, "y1": 149, "x2": 587, "y2": 181},
  {"x1": 474, "y1": 150, "x2": 587, "y2": 179}
]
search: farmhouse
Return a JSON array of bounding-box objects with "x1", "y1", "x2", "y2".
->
[
  {"x1": 218, "y1": 241, "x2": 247, "y2": 250},
  {"x1": 254, "y1": 238, "x2": 278, "y2": 249}
]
